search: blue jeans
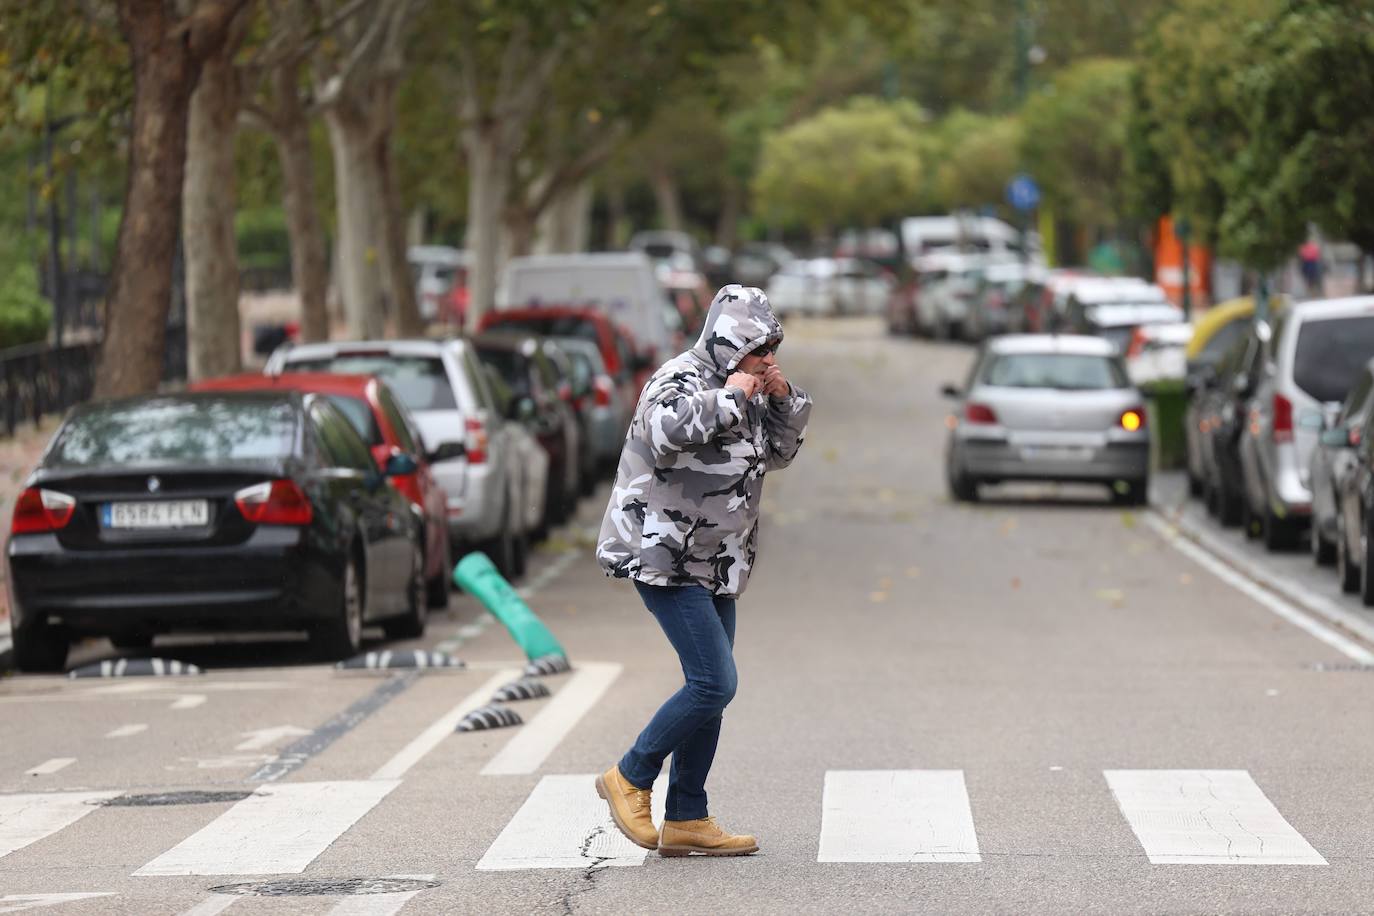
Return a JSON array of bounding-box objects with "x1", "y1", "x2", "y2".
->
[{"x1": 619, "y1": 582, "x2": 737, "y2": 821}]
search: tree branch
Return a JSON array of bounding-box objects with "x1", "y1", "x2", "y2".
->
[{"x1": 174, "y1": 0, "x2": 254, "y2": 62}]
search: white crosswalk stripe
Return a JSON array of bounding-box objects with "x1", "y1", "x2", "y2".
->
[
  {"x1": 818, "y1": 770, "x2": 981, "y2": 863},
  {"x1": 134, "y1": 780, "x2": 400, "y2": 876},
  {"x1": 477, "y1": 774, "x2": 667, "y2": 870},
  {"x1": 1105, "y1": 769, "x2": 1327, "y2": 865},
  {"x1": 0, "y1": 791, "x2": 121, "y2": 861}
]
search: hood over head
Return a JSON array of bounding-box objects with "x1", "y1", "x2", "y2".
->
[{"x1": 690, "y1": 284, "x2": 784, "y2": 377}]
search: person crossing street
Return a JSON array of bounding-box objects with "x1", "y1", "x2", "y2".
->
[{"x1": 594, "y1": 284, "x2": 813, "y2": 857}]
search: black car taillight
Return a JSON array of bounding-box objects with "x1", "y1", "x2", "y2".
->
[
  {"x1": 234, "y1": 479, "x2": 313, "y2": 526},
  {"x1": 11, "y1": 487, "x2": 76, "y2": 534}
]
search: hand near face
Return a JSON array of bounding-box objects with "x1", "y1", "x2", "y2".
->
[
  {"x1": 762, "y1": 365, "x2": 789, "y2": 398},
  {"x1": 726, "y1": 371, "x2": 761, "y2": 400}
]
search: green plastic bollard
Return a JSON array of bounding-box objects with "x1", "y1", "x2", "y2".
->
[{"x1": 453, "y1": 552, "x2": 566, "y2": 661}]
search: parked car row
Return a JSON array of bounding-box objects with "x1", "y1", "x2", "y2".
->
[{"x1": 1184, "y1": 295, "x2": 1374, "y2": 602}]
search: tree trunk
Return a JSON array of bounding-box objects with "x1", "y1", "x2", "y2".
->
[
  {"x1": 270, "y1": 67, "x2": 330, "y2": 343},
  {"x1": 184, "y1": 35, "x2": 242, "y2": 381},
  {"x1": 464, "y1": 127, "x2": 511, "y2": 331},
  {"x1": 536, "y1": 182, "x2": 592, "y2": 254},
  {"x1": 325, "y1": 105, "x2": 386, "y2": 340},
  {"x1": 375, "y1": 116, "x2": 425, "y2": 336},
  {"x1": 605, "y1": 179, "x2": 629, "y2": 250},
  {"x1": 715, "y1": 178, "x2": 741, "y2": 250},
  {"x1": 648, "y1": 162, "x2": 683, "y2": 232},
  {"x1": 97, "y1": 3, "x2": 200, "y2": 398},
  {"x1": 505, "y1": 205, "x2": 536, "y2": 260}
]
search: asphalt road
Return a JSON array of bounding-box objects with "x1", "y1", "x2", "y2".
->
[{"x1": 3, "y1": 317, "x2": 1374, "y2": 915}]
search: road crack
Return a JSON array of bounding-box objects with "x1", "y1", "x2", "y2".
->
[{"x1": 561, "y1": 826, "x2": 612, "y2": 915}]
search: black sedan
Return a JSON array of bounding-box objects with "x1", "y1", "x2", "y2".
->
[{"x1": 6, "y1": 391, "x2": 426, "y2": 672}]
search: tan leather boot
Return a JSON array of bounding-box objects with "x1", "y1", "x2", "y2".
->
[
  {"x1": 658, "y1": 816, "x2": 759, "y2": 857},
  {"x1": 595, "y1": 766, "x2": 658, "y2": 850}
]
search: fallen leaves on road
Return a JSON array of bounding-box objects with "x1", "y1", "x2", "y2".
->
[
  {"x1": 1095, "y1": 588, "x2": 1126, "y2": 607},
  {"x1": 869, "y1": 591, "x2": 888, "y2": 603}
]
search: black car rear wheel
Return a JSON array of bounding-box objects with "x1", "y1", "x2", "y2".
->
[
  {"x1": 1312, "y1": 520, "x2": 1337, "y2": 566},
  {"x1": 425, "y1": 559, "x2": 451, "y2": 609},
  {"x1": 1361, "y1": 524, "x2": 1374, "y2": 608},
  {"x1": 312, "y1": 551, "x2": 364, "y2": 660},
  {"x1": 1262, "y1": 510, "x2": 1298, "y2": 551},
  {"x1": 384, "y1": 545, "x2": 428, "y2": 640},
  {"x1": 12, "y1": 619, "x2": 68, "y2": 673},
  {"x1": 1337, "y1": 520, "x2": 1361, "y2": 593}
]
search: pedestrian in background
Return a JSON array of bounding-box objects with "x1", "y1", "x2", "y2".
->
[{"x1": 595, "y1": 284, "x2": 812, "y2": 857}]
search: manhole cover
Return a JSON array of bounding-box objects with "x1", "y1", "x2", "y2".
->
[
  {"x1": 208, "y1": 878, "x2": 439, "y2": 897},
  {"x1": 100, "y1": 790, "x2": 255, "y2": 807}
]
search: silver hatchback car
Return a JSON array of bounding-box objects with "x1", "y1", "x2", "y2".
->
[{"x1": 943, "y1": 335, "x2": 1151, "y2": 504}]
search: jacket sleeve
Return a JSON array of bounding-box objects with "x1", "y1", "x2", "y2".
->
[
  {"x1": 641, "y1": 371, "x2": 747, "y2": 457},
  {"x1": 762, "y1": 383, "x2": 813, "y2": 471}
]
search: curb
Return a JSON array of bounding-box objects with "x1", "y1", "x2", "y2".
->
[{"x1": 1149, "y1": 502, "x2": 1374, "y2": 655}]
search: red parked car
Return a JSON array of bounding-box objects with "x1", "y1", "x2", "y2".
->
[
  {"x1": 192, "y1": 373, "x2": 452, "y2": 611},
  {"x1": 478, "y1": 305, "x2": 652, "y2": 392}
]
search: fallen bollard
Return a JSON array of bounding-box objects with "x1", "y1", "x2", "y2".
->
[{"x1": 452, "y1": 552, "x2": 567, "y2": 661}]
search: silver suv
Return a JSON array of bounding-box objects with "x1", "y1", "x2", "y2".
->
[
  {"x1": 1238, "y1": 296, "x2": 1374, "y2": 550},
  {"x1": 266, "y1": 339, "x2": 536, "y2": 577}
]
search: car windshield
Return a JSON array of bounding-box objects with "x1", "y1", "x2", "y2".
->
[
  {"x1": 981, "y1": 353, "x2": 1127, "y2": 390},
  {"x1": 49, "y1": 398, "x2": 297, "y2": 467},
  {"x1": 324, "y1": 395, "x2": 383, "y2": 447},
  {"x1": 287, "y1": 355, "x2": 457, "y2": 411},
  {"x1": 1293, "y1": 314, "x2": 1374, "y2": 403},
  {"x1": 486, "y1": 315, "x2": 601, "y2": 348}
]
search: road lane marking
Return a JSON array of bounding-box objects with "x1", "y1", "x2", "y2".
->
[
  {"x1": 0, "y1": 791, "x2": 122, "y2": 860},
  {"x1": 1105, "y1": 769, "x2": 1327, "y2": 864},
  {"x1": 234, "y1": 725, "x2": 311, "y2": 751},
  {"x1": 324, "y1": 876, "x2": 435, "y2": 916},
  {"x1": 817, "y1": 770, "x2": 981, "y2": 863},
  {"x1": 105, "y1": 724, "x2": 148, "y2": 739},
  {"x1": 250, "y1": 674, "x2": 417, "y2": 783},
  {"x1": 481, "y1": 662, "x2": 622, "y2": 776},
  {"x1": 1147, "y1": 515, "x2": 1374, "y2": 664},
  {"x1": 24, "y1": 758, "x2": 75, "y2": 777},
  {"x1": 370, "y1": 669, "x2": 519, "y2": 781},
  {"x1": 0, "y1": 894, "x2": 117, "y2": 913},
  {"x1": 134, "y1": 780, "x2": 400, "y2": 876},
  {"x1": 176, "y1": 896, "x2": 238, "y2": 916},
  {"x1": 476, "y1": 774, "x2": 666, "y2": 870},
  {"x1": 171, "y1": 695, "x2": 207, "y2": 710}
]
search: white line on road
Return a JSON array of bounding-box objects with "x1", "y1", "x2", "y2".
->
[
  {"x1": 370, "y1": 669, "x2": 519, "y2": 781},
  {"x1": 134, "y1": 780, "x2": 400, "y2": 876},
  {"x1": 817, "y1": 770, "x2": 981, "y2": 863},
  {"x1": 171, "y1": 694, "x2": 207, "y2": 710},
  {"x1": 176, "y1": 896, "x2": 238, "y2": 916},
  {"x1": 0, "y1": 791, "x2": 121, "y2": 860},
  {"x1": 1105, "y1": 769, "x2": 1327, "y2": 864},
  {"x1": 518, "y1": 548, "x2": 583, "y2": 600},
  {"x1": 23, "y1": 758, "x2": 75, "y2": 777},
  {"x1": 477, "y1": 774, "x2": 666, "y2": 870},
  {"x1": 481, "y1": 662, "x2": 622, "y2": 776},
  {"x1": 105, "y1": 724, "x2": 148, "y2": 739},
  {"x1": 0, "y1": 893, "x2": 117, "y2": 913},
  {"x1": 234, "y1": 725, "x2": 311, "y2": 751},
  {"x1": 1147, "y1": 515, "x2": 1374, "y2": 664}
]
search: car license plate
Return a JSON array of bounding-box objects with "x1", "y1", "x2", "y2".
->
[
  {"x1": 1020, "y1": 446, "x2": 1092, "y2": 462},
  {"x1": 102, "y1": 500, "x2": 209, "y2": 529}
]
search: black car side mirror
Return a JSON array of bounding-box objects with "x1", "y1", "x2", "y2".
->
[
  {"x1": 427, "y1": 441, "x2": 466, "y2": 464},
  {"x1": 940, "y1": 383, "x2": 962, "y2": 399}
]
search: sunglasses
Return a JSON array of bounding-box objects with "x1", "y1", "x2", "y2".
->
[{"x1": 753, "y1": 341, "x2": 781, "y2": 358}]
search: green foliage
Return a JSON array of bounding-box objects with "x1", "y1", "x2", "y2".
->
[
  {"x1": 752, "y1": 97, "x2": 925, "y2": 231},
  {"x1": 1123, "y1": 66, "x2": 1172, "y2": 224},
  {"x1": 235, "y1": 207, "x2": 290, "y2": 271},
  {"x1": 930, "y1": 112, "x2": 1021, "y2": 215},
  {"x1": 1220, "y1": 0, "x2": 1374, "y2": 261},
  {"x1": 1020, "y1": 58, "x2": 1134, "y2": 228},
  {"x1": 0, "y1": 236, "x2": 51, "y2": 350}
]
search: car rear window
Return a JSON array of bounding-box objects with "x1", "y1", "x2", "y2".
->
[
  {"x1": 487, "y1": 314, "x2": 602, "y2": 348},
  {"x1": 475, "y1": 347, "x2": 529, "y2": 395},
  {"x1": 49, "y1": 398, "x2": 297, "y2": 467},
  {"x1": 324, "y1": 395, "x2": 383, "y2": 447},
  {"x1": 1198, "y1": 316, "x2": 1248, "y2": 364},
  {"x1": 980, "y1": 353, "x2": 1127, "y2": 390},
  {"x1": 286, "y1": 355, "x2": 457, "y2": 411},
  {"x1": 1293, "y1": 315, "x2": 1374, "y2": 403}
]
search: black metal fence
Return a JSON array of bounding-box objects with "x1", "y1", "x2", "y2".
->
[{"x1": 0, "y1": 340, "x2": 100, "y2": 437}]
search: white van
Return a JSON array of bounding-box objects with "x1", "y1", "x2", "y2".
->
[{"x1": 499, "y1": 252, "x2": 676, "y2": 357}]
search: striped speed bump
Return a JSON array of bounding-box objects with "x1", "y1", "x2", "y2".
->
[
  {"x1": 456, "y1": 705, "x2": 524, "y2": 732},
  {"x1": 68, "y1": 658, "x2": 202, "y2": 678}
]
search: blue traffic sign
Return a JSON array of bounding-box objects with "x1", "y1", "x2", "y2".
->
[{"x1": 1006, "y1": 174, "x2": 1040, "y2": 212}]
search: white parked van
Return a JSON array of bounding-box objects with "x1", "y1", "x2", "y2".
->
[{"x1": 499, "y1": 252, "x2": 677, "y2": 358}]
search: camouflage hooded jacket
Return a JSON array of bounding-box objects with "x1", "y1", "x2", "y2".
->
[{"x1": 596, "y1": 285, "x2": 813, "y2": 597}]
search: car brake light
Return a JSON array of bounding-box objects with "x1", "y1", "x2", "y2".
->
[
  {"x1": 1273, "y1": 393, "x2": 1294, "y2": 443},
  {"x1": 1120, "y1": 408, "x2": 1145, "y2": 432},
  {"x1": 964, "y1": 403, "x2": 998, "y2": 424},
  {"x1": 593, "y1": 376, "x2": 613, "y2": 407},
  {"x1": 391, "y1": 474, "x2": 425, "y2": 510},
  {"x1": 1350, "y1": 427, "x2": 1363, "y2": 448},
  {"x1": 465, "y1": 416, "x2": 489, "y2": 464},
  {"x1": 12, "y1": 487, "x2": 76, "y2": 534},
  {"x1": 234, "y1": 479, "x2": 313, "y2": 526}
]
